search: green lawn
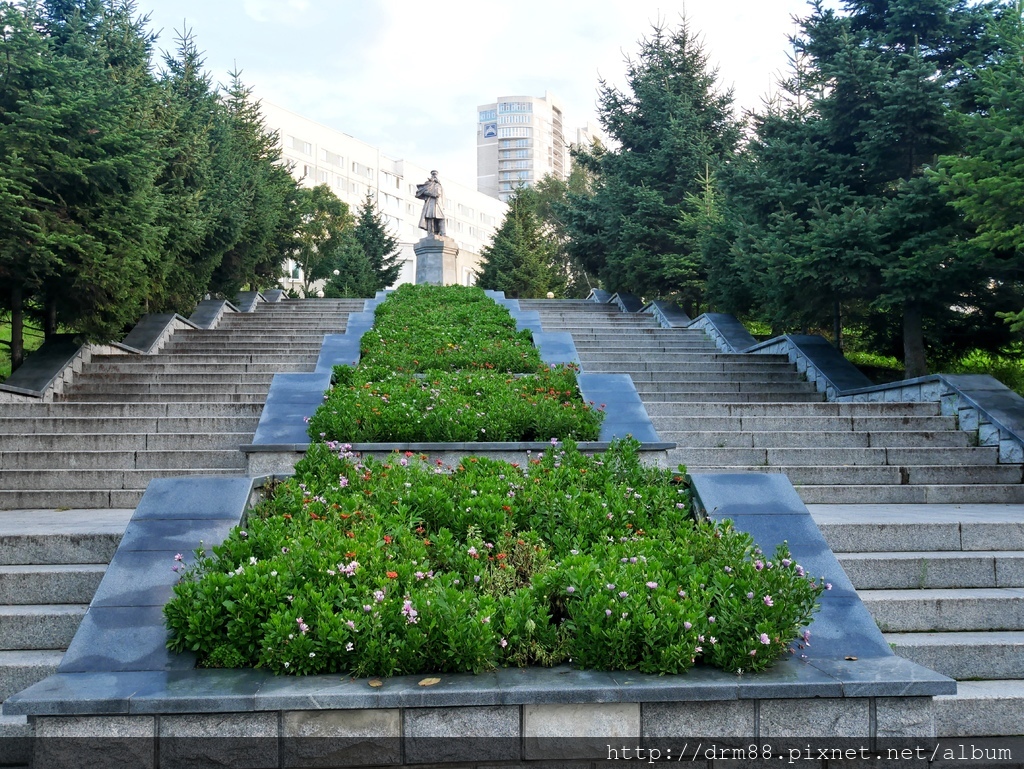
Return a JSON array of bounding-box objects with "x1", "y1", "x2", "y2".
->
[{"x1": 0, "y1": 319, "x2": 46, "y2": 383}]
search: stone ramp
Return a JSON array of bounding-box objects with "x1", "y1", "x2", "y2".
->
[{"x1": 811, "y1": 503, "x2": 1024, "y2": 737}]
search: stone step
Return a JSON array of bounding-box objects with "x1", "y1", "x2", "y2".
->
[
  {"x1": 0, "y1": 402, "x2": 264, "y2": 418},
  {"x1": 652, "y1": 415, "x2": 957, "y2": 432},
  {"x1": 0, "y1": 432, "x2": 253, "y2": 452},
  {"x1": 809, "y1": 504, "x2": 1024, "y2": 552},
  {"x1": 62, "y1": 392, "x2": 267, "y2": 404},
  {"x1": 65, "y1": 380, "x2": 271, "y2": 394},
  {"x1": 860, "y1": 587, "x2": 1024, "y2": 632},
  {"x1": 0, "y1": 605, "x2": 86, "y2": 650},
  {"x1": 580, "y1": 361, "x2": 799, "y2": 373},
  {"x1": 0, "y1": 565, "x2": 105, "y2": 604},
  {"x1": 642, "y1": 391, "x2": 824, "y2": 403},
  {"x1": 0, "y1": 489, "x2": 146, "y2": 509},
  {"x1": 670, "y1": 446, "x2": 998, "y2": 468},
  {"x1": 92, "y1": 353, "x2": 318, "y2": 365},
  {"x1": 635, "y1": 381, "x2": 819, "y2": 394},
  {"x1": 578, "y1": 351, "x2": 788, "y2": 363},
  {"x1": 679, "y1": 463, "x2": 1023, "y2": 486},
  {"x1": 646, "y1": 401, "x2": 941, "y2": 417},
  {"x1": 627, "y1": 371, "x2": 808, "y2": 384},
  {"x1": 84, "y1": 362, "x2": 305, "y2": 375},
  {"x1": 661, "y1": 430, "x2": 974, "y2": 448},
  {"x1": 935, "y1": 680, "x2": 1024, "y2": 737},
  {"x1": 886, "y1": 632, "x2": 1024, "y2": 680},
  {"x1": 0, "y1": 650, "x2": 64, "y2": 703},
  {"x1": 838, "y1": 551, "x2": 1024, "y2": 588},
  {"x1": 800, "y1": 484, "x2": 1024, "y2": 504},
  {"x1": 0, "y1": 417, "x2": 259, "y2": 435},
  {"x1": 0, "y1": 449, "x2": 246, "y2": 471},
  {"x1": 0, "y1": 509, "x2": 131, "y2": 565},
  {"x1": 71, "y1": 372, "x2": 276, "y2": 385},
  {"x1": 0, "y1": 467, "x2": 240, "y2": 492}
]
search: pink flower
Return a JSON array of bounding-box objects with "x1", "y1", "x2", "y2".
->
[
  {"x1": 499, "y1": 638, "x2": 508, "y2": 648},
  {"x1": 646, "y1": 582, "x2": 658, "y2": 589},
  {"x1": 173, "y1": 553, "x2": 183, "y2": 562},
  {"x1": 401, "y1": 600, "x2": 419, "y2": 624},
  {"x1": 339, "y1": 476, "x2": 349, "y2": 488},
  {"x1": 760, "y1": 633, "x2": 771, "y2": 645},
  {"x1": 683, "y1": 621, "x2": 692, "y2": 631},
  {"x1": 763, "y1": 595, "x2": 774, "y2": 607}
]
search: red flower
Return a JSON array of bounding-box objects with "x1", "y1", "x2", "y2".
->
[
  {"x1": 383, "y1": 535, "x2": 392, "y2": 544},
  {"x1": 386, "y1": 571, "x2": 398, "y2": 579}
]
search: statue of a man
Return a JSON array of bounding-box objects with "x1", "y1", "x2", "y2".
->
[{"x1": 415, "y1": 170, "x2": 446, "y2": 237}]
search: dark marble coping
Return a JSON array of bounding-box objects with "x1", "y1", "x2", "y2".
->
[
  {"x1": 241, "y1": 441, "x2": 677, "y2": 454},
  {"x1": 642, "y1": 301, "x2": 692, "y2": 328},
  {"x1": 687, "y1": 313, "x2": 759, "y2": 352},
  {"x1": 587, "y1": 288, "x2": 613, "y2": 303},
  {"x1": 746, "y1": 334, "x2": 873, "y2": 393},
  {"x1": 609, "y1": 292, "x2": 644, "y2": 313},
  {"x1": 0, "y1": 335, "x2": 82, "y2": 397},
  {"x1": 1, "y1": 656, "x2": 955, "y2": 717},
  {"x1": 118, "y1": 312, "x2": 200, "y2": 355}
]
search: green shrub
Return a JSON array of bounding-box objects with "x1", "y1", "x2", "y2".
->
[
  {"x1": 165, "y1": 440, "x2": 826, "y2": 677},
  {"x1": 307, "y1": 284, "x2": 602, "y2": 442}
]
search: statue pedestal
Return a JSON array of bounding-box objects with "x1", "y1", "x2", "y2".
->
[{"x1": 414, "y1": 235, "x2": 460, "y2": 285}]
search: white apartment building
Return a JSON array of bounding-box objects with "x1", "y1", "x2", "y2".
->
[
  {"x1": 259, "y1": 101, "x2": 507, "y2": 294},
  {"x1": 476, "y1": 93, "x2": 569, "y2": 202}
]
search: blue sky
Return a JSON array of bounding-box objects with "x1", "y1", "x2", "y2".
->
[{"x1": 138, "y1": 0, "x2": 820, "y2": 187}]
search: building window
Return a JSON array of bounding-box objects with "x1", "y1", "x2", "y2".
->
[
  {"x1": 291, "y1": 136, "x2": 312, "y2": 154},
  {"x1": 479, "y1": 109, "x2": 496, "y2": 121},
  {"x1": 322, "y1": 149, "x2": 342, "y2": 166}
]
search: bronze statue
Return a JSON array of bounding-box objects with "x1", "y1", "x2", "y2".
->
[{"x1": 415, "y1": 170, "x2": 446, "y2": 236}]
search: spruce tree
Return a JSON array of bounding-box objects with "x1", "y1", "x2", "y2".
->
[
  {"x1": 353, "y1": 192, "x2": 402, "y2": 290},
  {"x1": 562, "y1": 18, "x2": 739, "y2": 304},
  {"x1": 477, "y1": 187, "x2": 565, "y2": 298}
]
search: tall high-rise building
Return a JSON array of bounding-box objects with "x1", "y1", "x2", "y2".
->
[
  {"x1": 476, "y1": 93, "x2": 569, "y2": 202},
  {"x1": 260, "y1": 101, "x2": 507, "y2": 294}
]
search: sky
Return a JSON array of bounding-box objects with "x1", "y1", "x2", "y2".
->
[{"x1": 137, "y1": 0, "x2": 823, "y2": 188}]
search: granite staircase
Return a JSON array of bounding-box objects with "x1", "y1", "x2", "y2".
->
[
  {"x1": 0, "y1": 299, "x2": 361, "y2": 510},
  {"x1": 523, "y1": 298, "x2": 1024, "y2": 736},
  {"x1": 0, "y1": 298, "x2": 364, "y2": 758},
  {"x1": 521, "y1": 299, "x2": 1024, "y2": 506}
]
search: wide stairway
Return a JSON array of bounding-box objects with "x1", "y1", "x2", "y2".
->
[
  {"x1": 0, "y1": 297, "x2": 363, "y2": 753},
  {"x1": 524, "y1": 298, "x2": 1024, "y2": 735}
]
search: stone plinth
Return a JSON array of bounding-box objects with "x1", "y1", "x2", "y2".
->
[{"x1": 413, "y1": 235, "x2": 459, "y2": 285}]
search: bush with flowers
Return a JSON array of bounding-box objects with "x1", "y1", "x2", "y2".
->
[
  {"x1": 165, "y1": 439, "x2": 826, "y2": 677},
  {"x1": 306, "y1": 284, "x2": 603, "y2": 442}
]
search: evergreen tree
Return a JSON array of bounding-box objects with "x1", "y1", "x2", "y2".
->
[
  {"x1": 717, "y1": 0, "x2": 1007, "y2": 375},
  {"x1": 210, "y1": 71, "x2": 299, "y2": 295},
  {"x1": 561, "y1": 18, "x2": 740, "y2": 307},
  {"x1": 935, "y1": 0, "x2": 1024, "y2": 333},
  {"x1": 322, "y1": 230, "x2": 376, "y2": 298},
  {"x1": 476, "y1": 187, "x2": 565, "y2": 299},
  {"x1": 353, "y1": 192, "x2": 402, "y2": 290}
]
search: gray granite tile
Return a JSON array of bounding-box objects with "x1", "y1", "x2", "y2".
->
[
  {"x1": 159, "y1": 712, "x2": 278, "y2": 769},
  {"x1": 90, "y1": 550, "x2": 199, "y2": 608},
  {"x1": 807, "y1": 656, "x2": 956, "y2": 697},
  {"x1": 609, "y1": 665, "x2": 738, "y2": 702},
  {"x1": 378, "y1": 671, "x2": 502, "y2": 708},
  {"x1": 405, "y1": 705, "x2": 519, "y2": 763},
  {"x1": 32, "y1": 714, "x2": 156, "y2": 769},
  {"x1": 58, "y1": 606, "x2": 195, "y2": 673},
  {"x1": 131, "y1": 477, "x2": 253, "y2": 521},
  {"x1": 800, "y1": 596, "x2": 892, "y2": 660},
  {"x1": 760, "y1": 696, "x2": 869, "y2": 738},
  {"x1": 643, "y1": 699, "x2": 755, "y2": 738},
  {"x1": 255, "y1": 674, "x2": 384, "y2": 711},
  {"x1": 282, "y1": 709, "x2": 401, "y2": 767},
  {"x1": 691, "y1": 473, "x2": 807, "y2": 517},
  {"x1": 733, "y1": 657, "x2": 843, "y2": 699},
  {"x1": 495, "y1": 665, "x2": 622, "y2": 705},
  {"x1": 1, "y1": 671, "x2": 161, "y2": 715},
  {"x1": 130, "y1": 669, "x2": 267, "y2": 713},
  {"x1": 117, "y1": 519, "x2": 235, "y2": 552}
]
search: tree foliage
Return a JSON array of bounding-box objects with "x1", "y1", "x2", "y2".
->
[
  {"x1": 712, "y1": 0, "x2": 1012, "y2": 376},
  {"x1": 476, "y1": 187, "x2": 566, "y2": 299},
  {"x1": 559, "y1": 18, "x2": 740, "y2": 310},
  {"x1": 0, "y1": 0, "x2": 300, "y2": 372}
]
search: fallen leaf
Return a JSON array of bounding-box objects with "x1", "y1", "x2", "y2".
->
[
  {"x1": 418, "y1": 677, "x2": 441, "y2": 687},
  {"x1": 844, "y1": 656, "x2": 858, "y2": 661},
  {"x1": 368, "y1": 679, "x2": 383, "y2": 688}
]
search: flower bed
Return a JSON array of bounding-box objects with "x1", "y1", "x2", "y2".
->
[
  {"x1": 165, "y1": 439, "x2": 824, "y2": 677},
  {"x1": 306, "y1": 284, "x2": 603, "y2": 442}
]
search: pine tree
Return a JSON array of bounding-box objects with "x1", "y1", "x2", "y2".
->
[
  {"x1": 477, "y1": 187, "x2": 564, "y2": 298},
  {"x1": 353, "y1": 192, "x2": 402, "y2": 290},
  {"x1": 562, "y1": 18, "x2": 739, "y2": 302}
]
